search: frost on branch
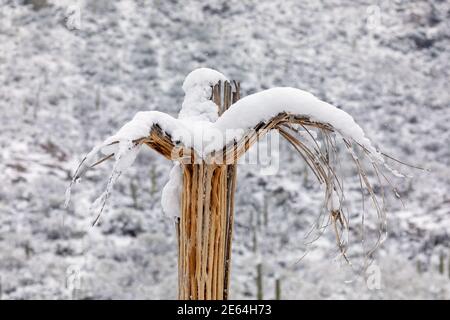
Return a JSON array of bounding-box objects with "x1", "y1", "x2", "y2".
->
[{"x1": 65, "y1": 68, "x2": 408, "y2": 256}]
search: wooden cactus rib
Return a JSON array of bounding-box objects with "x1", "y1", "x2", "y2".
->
[{"x1": 222, "y1": 81, "x2": 238, "y2": 300}]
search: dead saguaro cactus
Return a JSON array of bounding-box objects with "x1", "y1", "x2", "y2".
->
[
  {"x1": 177, "y1": 81, "x2": 240, "y2": 299},
  {"x1": 66, "y1": 68, "x2": 409, "y2": 300}
]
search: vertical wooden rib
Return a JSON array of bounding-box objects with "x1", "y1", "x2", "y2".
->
[
  {"x1": 223, "y1": 81, "x2": 239, "y2": 299},
  {"x1": 185, "y1": 165, "x2": 193, "y2": 299},
  {"x1": 195, "y1": 164, "x2": 204, "y2": 299},
  {"x1": 210, "y1": 166, "x2": 221, "y2": 299},
  {"x1": 213, "y1": 82, "x2": 221, "y2": 115},
  {"x1": 223, "y1": 163, "x2": 237, "y2": 299},
  {"x1": 176, "y1": 217, "x2": 181, "y2": 299},
  {"x1": 190, "y1": 165, "x2": 198, "y2": 299},
  {"x1": 201, "y1": 166, "x2": 214, "y2": 298},
  {"x1": 217, "y1": 165, "x2": 226, "y2": 299}
]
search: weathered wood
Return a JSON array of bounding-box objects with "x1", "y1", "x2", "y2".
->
[{"x1": 177, "y1": 81, "x2": 240, "y2": 300}]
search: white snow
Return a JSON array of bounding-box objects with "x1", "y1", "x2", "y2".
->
[
  {"x1": 179, "y1": 68, "x2": 227, "y2": 122},
  {"x1": 161, "y1": 163, "x2": 182, "y2": 218},
  {"x1": 182, "y1": 67, "x2": 228, "y2": 93},
  {"x1": 328, "y1": 189, "x2": 341, "y2": 212},
  {"x1": 101, "y1": 111, "x2": 182, "y2": 153}
]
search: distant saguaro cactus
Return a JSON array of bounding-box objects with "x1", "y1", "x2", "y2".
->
[{"x1": 24, "y1": 0, "x2": 48, "y2": 10}]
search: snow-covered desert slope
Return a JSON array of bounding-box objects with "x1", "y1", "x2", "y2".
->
[{"x1": 0, "y1": 0, "x2": 449, "y2": 299}]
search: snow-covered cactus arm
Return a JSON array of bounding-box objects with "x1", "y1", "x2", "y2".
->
[
  {"x1": 209, "y1": 87, "x2": 411, "y2": 257},
  {"x1": 64, "y1": 111, "x2": 186, "y2": 223},
  {"x1": 66, "y1": 112, "x2": 181, "y2": 183},
  {"x1": 215, "y1": 87, "x2": 385, "y2": 163}
]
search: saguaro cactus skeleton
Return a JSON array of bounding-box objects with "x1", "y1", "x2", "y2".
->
[
  {"x1": 66, "y1": 68, "x2": 406, "y2": 300},
  {"x1": 176, "y1": 80, "x2": 240, "y2": 299}
]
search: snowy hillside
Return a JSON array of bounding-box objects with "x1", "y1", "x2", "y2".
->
[{"x1": 0, "y1": 0, "x2": 449, "y2": 299}]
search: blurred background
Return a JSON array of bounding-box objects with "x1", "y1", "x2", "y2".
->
[{"x1": 0, "y1": 0, "x2": 449, "y2": 299}]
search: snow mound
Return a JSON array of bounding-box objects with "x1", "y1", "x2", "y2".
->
[
  {"x1": 179, "y1": 68, "x2": 228, "y2": 122},
  {"x1": 182, "y1": 67, "x2": 228, "y2": 93}
]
